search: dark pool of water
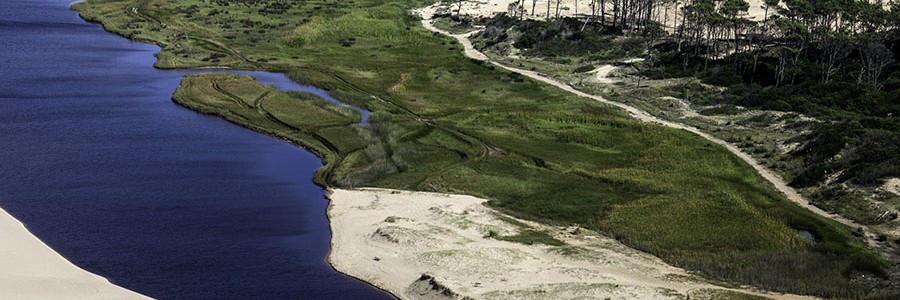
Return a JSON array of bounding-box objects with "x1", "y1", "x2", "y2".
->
[{"x1": 0, "y1": 0, "x2": 389, "y2": 299}]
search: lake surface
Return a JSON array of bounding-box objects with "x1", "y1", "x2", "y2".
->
[{"x1": 0, "y1": 0, "x2": 390, "y2": 299}]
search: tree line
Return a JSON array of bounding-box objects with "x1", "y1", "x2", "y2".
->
[{"x1": 505, "y1": 0, "x2": 900, "y2": 92}]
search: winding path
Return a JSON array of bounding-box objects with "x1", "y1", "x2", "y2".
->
[{"x1": 414, "y1": 4, "x2": 875, "y2": 244}]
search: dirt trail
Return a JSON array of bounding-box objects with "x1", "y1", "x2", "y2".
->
[{"x1": 415, "y1": 4, "x2": 875, "y2": 245}]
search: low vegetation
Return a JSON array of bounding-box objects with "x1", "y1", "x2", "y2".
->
[
  {"x1": 76, "y1": 0, "x2": 894, "y2": 297},
  {"x1": 487, "y1": 229, "x2": 566, "y2": 246},
  {"x1": 172, "y1": 73, "x2": 365, "y2": 183},
  {"x1": 471, "y1": 0, "x2": 900, "y2": 234}
]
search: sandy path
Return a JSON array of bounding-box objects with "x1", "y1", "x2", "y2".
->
[
  {"x1": 0, "y1": 208, "x2": 148, "y2": 299},
  {"x1": 328, "y1": 188, "x2": 816, "y2": 300},
  {"x1": 415, "y1": 3, "x2": 874, "y2": 244},
  {"x1": 588, "y1": 64, "x2": 619, "y2": 84}
]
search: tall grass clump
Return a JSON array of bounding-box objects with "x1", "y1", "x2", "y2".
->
[
  {"x1": 287, "y1": 5, "x2": 422, "y2": 47},
  {"x1": 78, "y1": 0, "x2": 898, "y2": 297}
]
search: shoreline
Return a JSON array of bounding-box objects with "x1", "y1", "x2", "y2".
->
[
  {"x1": 68, "y1": 4, "x2": 400, "y2": 297},
  {"x1": 0, "y1": 4, "x2": 382, "y2": 299},
  {"x1": 325, "y1": 188, "x2": 816, "y2": 300},
  {"x1": 63, "y1": 1, "x2": 883, "y2": 298},
  {"x1": 0, "y1": 208, "x2": 148, "y2": 299},
  {"x1": 322, "y1": 194, "x2": 404, "y2": 300}
]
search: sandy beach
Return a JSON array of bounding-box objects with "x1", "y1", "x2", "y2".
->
[
  {"x1": 0, "y1": 208, "x2": 147, "y2": 300},
  {"x1": 327, "y1": 188, "x2": 816, "y2": 300}
]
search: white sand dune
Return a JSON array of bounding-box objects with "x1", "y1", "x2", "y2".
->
[
  {"x1": 328, "y1": 188, "x2": 816, "y2": 300},
  {"x1": 0, "y1": 208, "x2": 148, "y2": 300}
]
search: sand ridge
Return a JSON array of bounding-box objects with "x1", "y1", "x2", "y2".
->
[{"x1": 0, "y1": 208, "x2": 148, "y2": 299}]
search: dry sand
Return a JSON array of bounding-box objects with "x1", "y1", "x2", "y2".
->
[
  {"x1": 0, "y1": 208, "x2": 148, "y2": 300},
  {"x1": 881, "y1": 178, "x2": 900, "y2": 197},
  {"x1": 586, "y1": 59, "x2": 641, "y2": 84},
  {"x1": 328, "y1": 188, "x2": 816, "y2": 300}
]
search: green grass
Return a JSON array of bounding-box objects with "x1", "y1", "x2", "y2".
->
[
  {"x1": 488, "y1": 229, "x2": 565, "y2": 246},
  {"x1": 75, "y1": 0, "x2": 891, "y2": 297},
  {"x1": 689, "y1": 289, "x2": 774, "y2": 300},
  {"x1": 430, "y1": 16, "x2": 475, "y2": 34},
  {"x1": 172, "y1": 73, "x2": 365, "y2": 183}
]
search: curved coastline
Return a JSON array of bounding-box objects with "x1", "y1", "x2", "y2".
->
[
  {"x1": 0, "y1": 208, "x2": 147, "y2": 299},
  {"x1": 0, "y1": 1, "x2": 390, "y2": 299},
  {"x1": 73, "y1": 6, "x2": 397, "y2": 299},
  {"x1": 81, "y1": 7, "x2": 395, "y2": 300},
  {"x1": 44, "y1": 1, "x2": 883, "y2": 299},
  {"x1": 0, "y1": 1, "x2": 145, "y2": 298}
]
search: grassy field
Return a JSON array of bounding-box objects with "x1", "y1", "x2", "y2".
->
[
  {"x1": 471, "y1": 12, "x2": 900, "y2": 245},
  {"x1": 172, "y1": 73, "x2": 366, "y2": 183},
  {"x1": 76, "y1": 0, "x2": 891, "y2": 297}
]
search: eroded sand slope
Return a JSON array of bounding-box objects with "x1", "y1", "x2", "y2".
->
[
  {"x1": 328, "y1": 188, "x2": 814, "y2": 300},
  {"x1": 0, "y1": 208, "x2": 148, "y2": 300}
]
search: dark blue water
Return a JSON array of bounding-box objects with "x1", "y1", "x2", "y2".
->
[{"x1": 0, "y1": 0, "x2": 389, "y2": 299}]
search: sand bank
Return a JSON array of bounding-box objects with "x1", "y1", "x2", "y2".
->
[
  {"x1": 0, "y1": 208, "x2": 147, "y2": 299},
  {"x1": 327, "y1": 188, "x2": 815, "y2": 300}
]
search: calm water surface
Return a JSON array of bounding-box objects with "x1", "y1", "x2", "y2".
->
[{"x1": 0, "y1": 0, "x2": 390, "y2": 299}]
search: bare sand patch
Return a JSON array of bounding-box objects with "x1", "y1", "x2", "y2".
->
[
  {"x1": 588, "y1": 64, "x2": 619, "y2": 84},
  {"x1": 0, "y1": 208, "x2": 148, "y2": 300},
  {"x1": 881, "y1": 178, "x2": 900, "y2": 197},
  {"x1": 328, "y1": 188, "x2": 816, "y2": 300}
]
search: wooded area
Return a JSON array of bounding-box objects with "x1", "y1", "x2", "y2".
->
[
  {"x1": 476, "y1": 0, "x2": 900, "y2": 247},
  {"x1": 503, "y1": 0, "x2": 899, "y2": 92}
]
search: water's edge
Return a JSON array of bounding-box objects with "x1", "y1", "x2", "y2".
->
[{"x1": 63, "y1": 3, "x2": 395, "y2": 299}]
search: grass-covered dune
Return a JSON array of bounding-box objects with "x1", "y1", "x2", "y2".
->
[{"x1": 75, "y1": 0, "x2": 891, "y2": 297}]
